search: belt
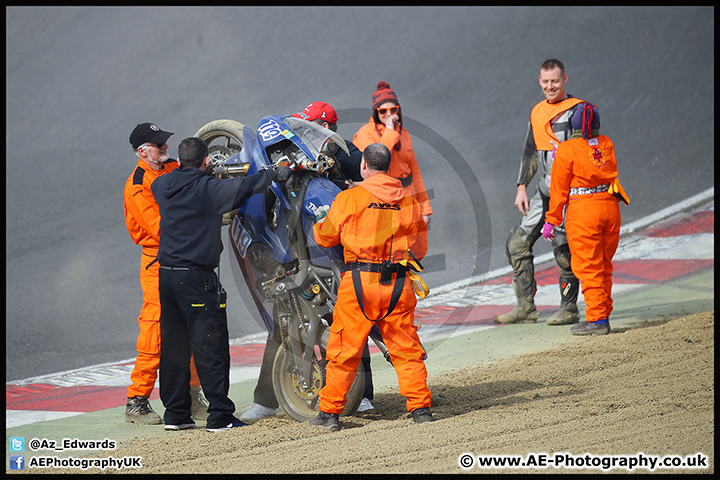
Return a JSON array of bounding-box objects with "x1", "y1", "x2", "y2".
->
[
  {"x1": 346, "y1": 261, "x2": 384, "y2": 273},
  {"x1": 570, "y1": 183, "x2": 610, "y2": 196},
  {"x1": 159, "y1": 265, "x2": 209, "y2": 271}
]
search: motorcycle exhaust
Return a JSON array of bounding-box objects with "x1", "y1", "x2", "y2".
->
[{"x1": 213, "y1": 163, "x2": 249, "y2": 177}]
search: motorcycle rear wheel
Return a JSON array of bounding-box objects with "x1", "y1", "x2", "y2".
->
[
  {"x1": 272, "y1": 325, "x2": 364, "y2": 423},
  {"x1": 194, "y1": 119, "x2": 244, "y2": 171},
  {"x1": 194, "y1": 119, "x2": 244, "y2": 148}
]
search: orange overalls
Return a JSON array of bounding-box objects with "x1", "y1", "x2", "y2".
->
[
  {"x1": 546, "y1": 134, "x2": 622, "y2": 323},
  {"x1": 123, "y1": 159, "x2": 200, "y2": 398},
  {"x1": 353, "y1": 120, "x2": 433, "y2": 217},
  {"x1": 313, "y1": 173, "x2": 430, "y2": 414}
]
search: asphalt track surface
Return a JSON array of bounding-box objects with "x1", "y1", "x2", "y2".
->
[{"x1": 5, "y1": 7, "x2": 714, "y2": 382}]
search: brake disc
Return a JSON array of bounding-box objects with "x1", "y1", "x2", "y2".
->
[
  {"x1": 288, "y1": 359, "x2": 324, "y2": 401},
  {"x1": 207, "y1": 144, "x2": 241, "y2": 172}
]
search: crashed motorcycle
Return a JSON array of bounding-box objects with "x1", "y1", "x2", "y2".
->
[{"x1": 194, "y1": 116, "x2": 387, "y2": 422}]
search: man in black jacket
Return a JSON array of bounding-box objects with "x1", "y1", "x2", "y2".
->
[{"x1": 151, "y1": 136, "x2": 288, "y2": 432}]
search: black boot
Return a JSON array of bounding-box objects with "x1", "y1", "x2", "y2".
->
[
  {"x1": 546, "y1": 276, "x2": 580, "y2": 325},
  {"x1": 308, "y1": 411, "x2": 340, "y2": 431}
]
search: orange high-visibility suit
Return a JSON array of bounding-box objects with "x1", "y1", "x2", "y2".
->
[
  {"x1": 545, "y1": 134, "x2": 622, "y2": 323},
  {"x1": 353, "y1": 120, "x2": 433, "y2": 217},
  {"x1": 313, "y1": 172, "x2": 430, "y2": 414},
  {"x1": 124, "y1": 159, "x2": 200, "y2": 398}
]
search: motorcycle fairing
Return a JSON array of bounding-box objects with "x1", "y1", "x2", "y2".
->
[
  {"x1": 229, "y1": 215, "x2": 274, "y2": 333},
  {"x1": 227, "y1": 115, "x2": 349, "y2": 335},
  {"x1": 302, "y1": 177, "x2": 344, "y2": 268}
]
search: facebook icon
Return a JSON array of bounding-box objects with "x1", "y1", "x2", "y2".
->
[{"x1": 10, "y1": 455, "x2": 25, "y2": 470}]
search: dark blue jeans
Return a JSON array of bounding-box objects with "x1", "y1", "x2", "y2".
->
[{"x1": 158, "y1": 268, "x2": 236, "y2": 429}]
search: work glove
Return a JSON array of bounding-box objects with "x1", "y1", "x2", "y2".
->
[
  {"x1": 314, "y1": 205, "x2": 330, "y2": 224},
  {"x1": 608, "y1": 178, "x2": 630, "y2": 205},
  {"x1": 541, "y1": 222, "x2": 556, "y2": 241},
  {"x1": 274, "y1": 166, "x2": 293, "y2": 183},
  {"x1": 263, "y1": 167, "x2": 277, "y2": 181},
  {"x1": 222, "y1": 209, "x2": 238, "y2": 226}
]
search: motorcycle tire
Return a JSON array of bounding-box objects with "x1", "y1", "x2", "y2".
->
[
  {"x1": 272, "y1": 324, "x2": 365, "y2": 423},
  {"x1": 194, "y1": 119, "x2": 246, "y2": 179},
  {"x1": 193, "y1": 119, "x2": 244, "y2": 156}
]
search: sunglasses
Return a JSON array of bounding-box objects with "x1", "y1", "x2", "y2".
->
[{"x1": 376, "y1": 105, "x2": 399, "y2": 115}]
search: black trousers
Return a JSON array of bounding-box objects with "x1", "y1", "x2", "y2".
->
[{"x1": 158, "y1": 268, "x2": 236, "y2": 429}]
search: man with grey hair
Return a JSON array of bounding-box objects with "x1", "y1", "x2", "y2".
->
[{"x1": 123, "y1": 123, "x2": 208, "y2": 425}]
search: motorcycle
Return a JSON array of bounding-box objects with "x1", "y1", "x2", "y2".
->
[{"x1": 194, "y1": 116, "x2": 387, "y2": 422}]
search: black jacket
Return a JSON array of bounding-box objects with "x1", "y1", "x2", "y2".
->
[
  {"x1": 327, "y1": 139, "x2": 364, "y2": 190},
  {"x1": 336, "y1": 140, "x2": 364, "y2": 183},
  {"x1": 152, "y1": 167, "x2": 274, "y2": 270}
]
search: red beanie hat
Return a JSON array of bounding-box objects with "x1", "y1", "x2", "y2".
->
[{"x1": 372, "y1": 81, "x2": 399, "y2": 109}]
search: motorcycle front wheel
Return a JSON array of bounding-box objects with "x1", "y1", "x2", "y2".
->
[{"x1": 272, "y1": 325, "x2": 364, "y2": 423}]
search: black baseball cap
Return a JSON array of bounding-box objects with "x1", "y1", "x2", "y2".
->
[{"x1": 129, "y1": 122, "x2": 174, "y2": 149}]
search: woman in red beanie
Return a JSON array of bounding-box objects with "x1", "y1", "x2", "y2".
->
[{"x1": 353, "y1": 82, "x2": 432, "y2": 224}]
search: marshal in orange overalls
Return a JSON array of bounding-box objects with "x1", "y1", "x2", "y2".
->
[
  {"x1": 353, "y1": 120, "x2": 433, "y2": 218},
  {"x1": 124, "y1": 159, "x2": 201, "y2": 398},
  {"x1": 313, "y1": 172, "x2": 431, "y2": 414},
  {"x1": 546, "y1": 133, "x2": 622, "y2": 323}
]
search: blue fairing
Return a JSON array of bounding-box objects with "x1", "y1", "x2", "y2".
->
[
  {"x1": 242, "y1": 192, "x2": 292, "y2": 263},
  {"x1": 251, "y1": 115, "x2": 316, "y2": 208},
  {"x1": 226, "y1": 115, "x2": 347, "y2": 334},
  {"x1": 228, "y1": 226, "x2": 274, "y2": 333},
  {"x1": 303, "y1": 177, "x2": 344, "y2": 267}
]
